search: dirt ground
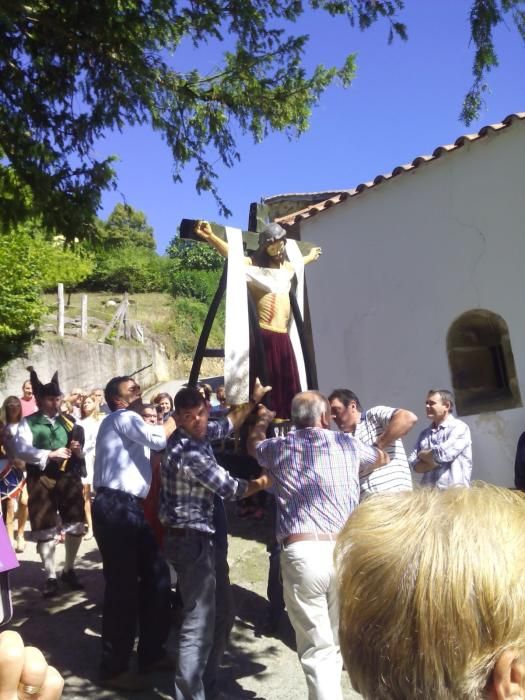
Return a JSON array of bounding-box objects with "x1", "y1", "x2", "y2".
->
[{"x1": 7, "y1": 505, "x2": 361, "y2": 700}]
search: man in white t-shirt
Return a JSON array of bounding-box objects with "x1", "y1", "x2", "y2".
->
[{"x1": 329, "y1": 388, "x2": 416, "y2": 498}]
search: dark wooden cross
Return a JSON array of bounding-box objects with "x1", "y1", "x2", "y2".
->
[{"x1": 179, "y1": 218, "x2": 314, "y2": 255}]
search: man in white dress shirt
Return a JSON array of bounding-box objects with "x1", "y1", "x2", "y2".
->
[{"x1": 93, "y1": 376, "x2": 176, "y2": 692}]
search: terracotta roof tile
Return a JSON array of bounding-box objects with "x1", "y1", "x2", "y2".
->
[{"x1": 275, "y1": 112, "x2": 525, "y2": 228}]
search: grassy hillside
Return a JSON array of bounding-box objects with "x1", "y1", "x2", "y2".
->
[{"x1": 42, "y1": 291, "x2": 225, "y2": 378}]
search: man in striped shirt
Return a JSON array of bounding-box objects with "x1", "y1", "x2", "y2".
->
[
  {"x1": 248, "y1": 391, "x2": 389, "y2": 700},
  {"x1": 329, "y1": 388, "x2": 416, "y2": 498}
]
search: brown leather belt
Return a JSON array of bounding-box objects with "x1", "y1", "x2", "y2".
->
[{"x1": 283, "y1": 533, "x2": 338, "y2": 547}]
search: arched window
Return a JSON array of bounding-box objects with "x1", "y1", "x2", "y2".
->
[{"x1": 447, "y1": 310, "x2": 521, "y2": 416}]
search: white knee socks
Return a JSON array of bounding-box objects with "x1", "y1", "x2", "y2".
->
[
  {"x1": 64, "y1": 533, "x2": 82, "y2": 572},
  {"x1": 37, "y1": 540, "x2": 57, "y2": 579}
]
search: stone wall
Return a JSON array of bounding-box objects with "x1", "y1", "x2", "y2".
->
[{"x1": 0, "y1": 337, "x2": 171, "y2": 401}]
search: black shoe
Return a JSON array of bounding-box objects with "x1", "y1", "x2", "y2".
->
[
  {"x1": 261, "y1": 610, "x2": 283, "y2": 636},
  {"x1": 61, "y1": 569, "x2": 84, "y2": 590},
  {"x1": 43, "y1": 577, "x2": 59, "y2": 598},
  {"x1": 100, "y1": 671, "x2": 151, "y2": 692},
  {"x1": 140, "y1": 653, "x2": 176, "y2": 674}
]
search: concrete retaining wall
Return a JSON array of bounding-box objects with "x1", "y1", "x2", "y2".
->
[{"x1": 0, "y1": 337, "x2": 171, "y2": 400}]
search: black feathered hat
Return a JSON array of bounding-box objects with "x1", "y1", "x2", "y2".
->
[{"x1": 27, "y1": 367, "x2": 62, "y2": 398}]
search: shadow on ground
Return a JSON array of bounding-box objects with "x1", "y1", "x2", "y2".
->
[{"x1": 5, "y1": 503, "x2": 300, "y2": 700}]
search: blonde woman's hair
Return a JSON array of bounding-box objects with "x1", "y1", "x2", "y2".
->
[
  {"x1": 335, "y1": 484, "x2": 525, "y2": 700},
  {"x1": 81, "y1": 392, "x2": 101, "y2": 420}
]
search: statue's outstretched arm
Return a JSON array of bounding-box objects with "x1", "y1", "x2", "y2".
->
[
  {"x1": 194, "y1": 220, "x2": 229, "y2": 258},
  {"x1": 194, "y1": 220, "x2": 252, "y2": 265},
  {"x1": 303, "y1": 246, "x2": 322, "y2": 265}
]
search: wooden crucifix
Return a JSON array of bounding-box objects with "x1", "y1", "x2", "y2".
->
[{"x1": 180, "y1": 218, "x2": 321, "y2": 420}]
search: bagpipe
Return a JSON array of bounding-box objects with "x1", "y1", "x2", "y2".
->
[{"x1": 58, "y1": 413, "x2": 87, "y2": 479}]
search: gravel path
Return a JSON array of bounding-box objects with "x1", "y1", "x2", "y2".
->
[{"x1": 7, "y1": 506, "x2": 361, "y2": 700}]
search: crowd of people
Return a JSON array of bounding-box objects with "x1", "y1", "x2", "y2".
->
[{"x1": 2, "y1": 368, "x2": 525, "y2": 700}]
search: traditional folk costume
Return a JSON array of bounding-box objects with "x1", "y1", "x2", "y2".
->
[{"x1": 15, "y1": 370, "x2": 86, "y2": 597}]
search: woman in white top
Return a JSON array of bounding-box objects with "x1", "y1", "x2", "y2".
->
[
  {"x1": 0, "y1": 396, "x2": 28, "y2": 552},
  {"x1": 78, "y1": 393, "x2": 104, "y2": 539}
]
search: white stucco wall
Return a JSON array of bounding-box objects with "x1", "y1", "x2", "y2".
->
[{"x1": 303, "y1": 121, "x2": 525, "y2": 486}]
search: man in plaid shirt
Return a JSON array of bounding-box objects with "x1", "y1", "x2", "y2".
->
[
  {"x1": 160, "y1": 380, "x2": 271, "y2": 700},
  {"x1": 248, "y1": 391, "x2": 389, "y2": 700}
]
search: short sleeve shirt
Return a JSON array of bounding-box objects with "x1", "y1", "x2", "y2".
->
[{"x1": 355, "y1": 406, "x2": 413, "y2": 498}]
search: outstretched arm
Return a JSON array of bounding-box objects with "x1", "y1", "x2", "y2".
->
[
  {"x1": 194, "y1": 220, "x2": 229, "y2": 258},
  {"x1": 246, "y1": 404, "x2": 276, "y2": 458},
  {"x1": 228, "y1": 378, "x2": 272, "y2": 432},
  {"x1": 303, "y1": 246, "x2": 322, "y2": 265}
]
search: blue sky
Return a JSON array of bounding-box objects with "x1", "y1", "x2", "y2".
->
[{"x1": 97, "y1": 1, "x2": 524, "y2": 252}]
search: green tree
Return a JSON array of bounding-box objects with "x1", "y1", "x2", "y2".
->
[
  {"x1": 170, "y1": 268, "x2": 222, "y2": 304},
  {"x1": 83, "y1": 245, "x2": 169, "y2": 293},
  {"x1": 0, "y1": 1, "x2": 522, "y2": 238},
  {"x1": 34, "y1": 236, "x2": 95, "y2": 291},
  {"x1": 101, "y1": 203, "x2": 156, "y2": 250},
  {"x1": 0, "y1": 216, "x2": 97, "y2": 365},
  {"x1": 166, "y1": 233, "x2": 224, "y2": 303},
  {"x1": 0, "y1": 229, "x2": 45, "y2": 364},
  {"x1": 167, "y1": 236, "x2": 223, "y2": 271}
]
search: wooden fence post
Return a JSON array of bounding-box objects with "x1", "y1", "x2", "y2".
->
[
  {"x1": 80, "y1": 294, "x2": 88, "y2": 338},
  {"x1": 123, "y1": 292, "x2": 131, "y2": 340},
  {"x1": 57, "y1": 284, "x2": 64, "y2": 337},
  {"x1": 99, "y1": 298, "x2": 126, "y2": 343}
]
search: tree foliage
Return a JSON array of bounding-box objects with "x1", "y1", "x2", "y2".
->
[
  {"x1": 167, "y1": 236, "x2": 223, "y2": 271},
  {"x1": 35, "y1": 237, "x2": 94, "y2": 291},
  {"x1": 0, "y1": 0, "x2": 399, "y2": 237},
  {"x1": 82, "y1": 245, "x2": 169, "y2": 293},
  {"x1": 76, "y1": 203, "x2": 162, "y2": 292},
  {"x1": 0, "y1": 1, "x2": 522, "y2": 238},
  {"x1": 462, "y1": 0, "x2": 525, "y2": 124},
  {"x1": 0, "y1": 218, "x2": 96, "y2": 365},
  {"x1": 99, "y1": 203, "x2": 156, "y2": 250},
  {"x1": 167, "y1": 233, "x2": 224, "y2": 303},
  {"x1": 0, "y1": 228, "x2": 45, "y2": 364},
  {"x1": 170, "y1": 268, "x2": 222, "y2": 304}
]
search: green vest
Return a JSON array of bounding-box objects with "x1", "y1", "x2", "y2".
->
[
  {"x1": 26, "y1": 413, "x2": 70, "y2": 451},
  {"x1": 25, "y1": 412, "x2": 85, "y2": 479}
]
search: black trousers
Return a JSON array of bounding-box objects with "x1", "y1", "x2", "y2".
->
[{"x1": 93, "y1": 487, "x2": 171, "y2": 678}]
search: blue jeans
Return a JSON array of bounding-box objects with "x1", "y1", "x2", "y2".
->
[
  {"x1": 203, "y1": 542, "x2": 235, "y2": 699},
  {"x1": 202, "y1": 498, "x2": 235, "y2": 699},
  {"x1": 165, "y1": 530, "x2": 216, "y2": 700},
  {"x1": 92, "y1": 488, "x2": 171, "y2": 678}
]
